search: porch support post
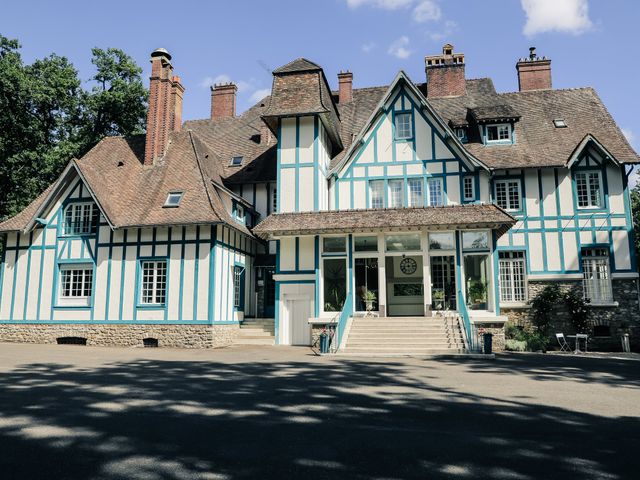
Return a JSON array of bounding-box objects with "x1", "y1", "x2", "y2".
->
[
  {"x1": 422, "y1": 228, "x2": 431, "y2": 316},
  {"x1": 455, "y1": 229, "x2": 464, "y2": 310},
  {"x1": 377, "y1": 232, "x2": 387, "y2": 317}
]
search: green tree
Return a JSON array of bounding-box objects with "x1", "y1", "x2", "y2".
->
[
  {"x1": 0, "y1": 36, "x2": 148, "y2": 221},
  {"x1": 631, "y1": 181, "x2": 640, "y2": 260}
]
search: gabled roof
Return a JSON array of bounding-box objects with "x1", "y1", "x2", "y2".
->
[
  {"x1": 469, "y1": 104, "x2": 520, "y2": 123},
  {"x1": 0, "y1": 131, "x2": 253, "y2": 236},
  {"x1": 253, "y1": 204, "x2": 515, "y2": 239},
  {"x1": 329, "y1": 71, "x2": 488, "y2": 176}
]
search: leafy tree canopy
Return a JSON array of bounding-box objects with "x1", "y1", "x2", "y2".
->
[{"x1": 0, "y1": 36, "x2": 148, "y2": 221}]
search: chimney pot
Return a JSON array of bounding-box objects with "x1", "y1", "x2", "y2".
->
[
  {"x1": 516, "y1": 48, "x2": 552, "y2": 91},
  {"x1": 211, "y1": 82, "x2": 237, "y2": 119},
  {"x1": 425, "y1": 43, "x2": 466, "y2": 98},
  {"x1": 144, "y1": 49, "x2": 184, "y2": 165},
  {"x1": 337, "y1": 71, "x2": 353, "y2": 103}
]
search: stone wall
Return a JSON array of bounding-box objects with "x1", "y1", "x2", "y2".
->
[
  {"x1": 473, "y1": 323, "x2": 506, "y2": 353},
  {"x1": 502, "y1": 278, "x2": 640, "y2": 351},
  {"x1": 0, "y1": 323, "x2": 240, "y2": 349}
]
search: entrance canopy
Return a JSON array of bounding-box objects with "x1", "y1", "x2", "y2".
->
[{"x1": 253, "y1": 204, "x2": 515, "y2": 240}]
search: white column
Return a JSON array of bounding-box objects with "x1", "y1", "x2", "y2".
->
[
  {"x1": 422, "y1": 228, "x2": 431, "y2": 316},
  {"x1": 377, "y1": 232, "x2": 386, "y2": 317}
]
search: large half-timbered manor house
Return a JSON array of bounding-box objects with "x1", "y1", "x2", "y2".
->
[{"x1": 0, "y1": 44, "x2": 637, "y2": 352}]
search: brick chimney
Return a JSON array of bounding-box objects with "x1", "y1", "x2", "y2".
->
[
  {"x1": 425, "y1": 43, "x2": 466, "y2": 98},
  {"x1": 210, "y1": 83, "x2": 237, "y2": 119},
  {"x1": 144, "y1": 48, "x2": 184, "y2": 165},
  {"x1": 338, "y1": 71, "x2": 353, "y2": 103},
  {"x1": 516, "y1": 47, "x2": 552, "y2": 91}
]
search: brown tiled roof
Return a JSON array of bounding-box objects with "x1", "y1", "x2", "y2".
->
[
  {"x1": 428, "y1": 80, "x2": 640, "y2": 168},
  {"x1": 185, "y1": 97, "x2": 277, "y2": 184},
  {"x1": 262, "y1": 58, "x2": 342, "y2": 150},
  {"x1": 0, "y1": 131, "x2": 252, "y2": 236},
  {"x1": 0, "y1": 183, "x2": 56, "y2": 232},
  {"x1": 469, "y1": 104, "x2": 520, "y2": 123},
  {"x1": 253, "y1": 204, "x2": 515, "y2": 239}
]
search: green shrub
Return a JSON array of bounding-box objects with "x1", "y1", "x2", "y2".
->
[
  {"x1": 529, "y1": 285, "x2": 562, "y2": 337},
  {"x1": 505, "y1": 339, "x2": 527, "y2": 352},
  {"x1": 565, "y1": 289, "x2": 590, "y2": 333},
  {"x1": 524, "y1": 331, "x2": 549, "y2": 352}
]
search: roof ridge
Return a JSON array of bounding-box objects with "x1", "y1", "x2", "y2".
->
[{"x1": 499, "y1": 86, "x2": 595, "y2": 96}]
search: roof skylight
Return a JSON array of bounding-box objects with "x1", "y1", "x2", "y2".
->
[
  {"x1": 553, "y1": 118, "x2": 567, "y2": 128},
  {"x1": 230, "y1": 156, "x2": 244, "y2": 166},
  {"x1": 164, "y1": 192, "x2": 184, "y2": 208}
]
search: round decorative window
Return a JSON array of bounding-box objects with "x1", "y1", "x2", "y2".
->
[{"x1": 399, "y1": 257, "x2": 418, "y2": 275}]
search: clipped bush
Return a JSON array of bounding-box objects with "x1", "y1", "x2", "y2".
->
[
  {"x1": 529, "y1": 284, "x2": 562, "y2": 338},
  {"x1": 505, "y1": 339, "x2": 527, "y2": 352}
]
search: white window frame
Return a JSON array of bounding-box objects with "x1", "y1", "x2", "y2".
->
[
  {"x1": 388, "y1": 179, "x2": 404, "y2": 208},
  {"x1": 230, "y1": 156, "x2": 244, "y2": 167},
  {"x1": 394, "y1": 112, "x2": 413, "y2": 140},
  {"x1": 63, "y1": 202, "x2": 95, "y2": 236},
  {"x1": 233, "y1": 266, "x2": 244, "y2": 309},
  {"x1": 575, "y1": 171, "x2": 604, "y2": 209},
  {"x1": 494, "y1": 179, "x2": 521, "y2": 211},
  {"x1": 582, "y1": 248, "x2": 613, "y2": 304},
  {"x1": 455, "y1": 127, "x2": 467, "y2": 142},
  {"x1": 428, "y1": 178, "x2": 444, "y2": 206},
  {"x1": 140, "y1": 260, "x2": 168, "y2": 306},
  {"x1": 369, "y1": 180, "x2": 385, "y2": 209},
  {"x1": 498, "y1": 251, "x2": 527, "y2": 304},
  {"x1": 164, "y1": 192, "x2": 184, "y2": 208},
  {"x1": 463, "y1": 176, "x2": 475, "y2": 201},
  {"x1": 407, "y1": 178, "x2": 424, "y2": 207},
  {"x1": 58, "y1": 264, "x2": 93, "y2": 306},
  {"x1": 486, "y1": 124, "x2": 511, "y2": 143}
]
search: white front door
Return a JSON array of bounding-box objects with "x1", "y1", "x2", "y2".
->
[{"x1": 288, "y1": 297, "x2": 311, "y2": 345}]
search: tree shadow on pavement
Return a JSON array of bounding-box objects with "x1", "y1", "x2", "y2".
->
[{"x1": 0, "y1": 354, "x2": 638, "y2": 479}]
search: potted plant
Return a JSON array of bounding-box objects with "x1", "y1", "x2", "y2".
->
[
  {"x1": 363, "y1": 289, "x2": 377, "y2": 312},
  {"x1": 433, "y1": 289, "x2": 445, "y2": 311},
  {"x1": 468, "y1": 280, "x2": 487, "y2": 309}
]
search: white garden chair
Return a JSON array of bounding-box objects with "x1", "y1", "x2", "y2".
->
[{"x1": 556, "y1": 333, "x2": 571, "y2": 353}]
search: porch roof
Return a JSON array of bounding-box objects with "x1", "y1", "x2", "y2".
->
[{"x1": 253, "y1": 204, "x2": 515, "y2": 239}]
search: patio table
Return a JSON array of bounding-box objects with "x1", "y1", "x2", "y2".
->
[{"x1": 566, "y1": 334, "x2": 588, "y2": 354}]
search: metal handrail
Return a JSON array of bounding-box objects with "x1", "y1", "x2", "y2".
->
[
  {"x1": 457, "y1": 290, "x2": 476, "y2": 352},
  {"x1": 334, "y1": 295, "x2": 353, "y2": 352}
]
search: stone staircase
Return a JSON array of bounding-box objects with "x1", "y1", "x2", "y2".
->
[
  {"x1": 235, "y1": 318, "x2": 275, "y2": 345},
  {"x1": 342, "y1": 315, "x2": 467, "y2": 356}
]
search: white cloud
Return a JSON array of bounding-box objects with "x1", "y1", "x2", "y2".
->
[
  {"x1": 200, "y1": 75, "x2": 252, "y2": 93},
  {"x1": 249, "y1": 88, "x2": 271, "y2": 103},
  {"x1": 361, "y1": 42, "x2": 376, "y2": 53},
  {"x1": 521, "y1": 0, "x2": 593, "y2": 36},
  {"x1": 413, "y1": 0, "x2": 441, "y2": 23},
  {"x1": 428, "y1": 19, "x2": 457, "y2": 41},
  {"x1": 346, "y1": 0, "x2": 412, "y2": 10},
  {"x1": 388, "y1": 36, "x2": 412, "y2": 59}
]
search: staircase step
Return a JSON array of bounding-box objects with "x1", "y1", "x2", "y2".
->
[
  {"x1": 234, "y1": 338, "x2": 276, "y2": 345},
  {"x1": 337, "y1": 349, "x2": 467, "y2": 356}
]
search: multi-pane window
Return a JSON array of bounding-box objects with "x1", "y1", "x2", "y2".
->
[
  {"x1": 369, "y1": 180, "x2": 385, "y2": 209},
  {"x1": 455, "y1": 127, "x2": 467, "y2": 143},
  {"x1": 408, "y1": 178, "x2": 423, "y2": 207},
  {"x1": 487, "y1": 124, "x2": 511, "y2": 142},
  {"x1": 575, "y1": 172, "x2": 603, "y2": 208},
  {"x1": 141, "y1": 260, "x2": 167, "y2": 305},
  {"x1": 272, "y1": 187, "x2": 277, "y2": 213},
  {"x1": 428, "y1": 178, "x2": 444, "y2": 206},
  {"x1": 499, "y1": 251, "x2": 527, "y2": 303},
  {"x1": 388, "y1": 180, "x2": 404, "y2": 208},
  {"x1": 582, "y1": 248, "x2": 613, "y2": 304},
  {"x1": 233, "y1": 266, "x2": 244, "y2": 309},
  {"x1": 64, "y1": 203, "x2": 96, "y2": 235},
  {"x1": 495, "y1": 180, "x2": 521, "y2": 211},
  {"x1": 60, "y1": 265, "x2": 93, "y2": 301},
  {"x1": 463, "y1": 176, "x2": 475, "y2": 201},
  {"x1": 394, "y1": 113, "x2": 412, "y2": 140}
]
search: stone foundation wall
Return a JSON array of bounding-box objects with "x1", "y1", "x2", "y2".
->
[
  {"x1": 473, "y1": 324, "x2": 506, "y2": 353},
  {"x1": 0, "y1": 323, "x2": 240, "y2": 349},
  {"x1": 502, "y1": 278, "x2": 640, "y2": 350}
]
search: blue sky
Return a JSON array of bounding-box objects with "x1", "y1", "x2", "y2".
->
[{"x1": 2, "y1": 0, "x2": 639, "y2": 177}]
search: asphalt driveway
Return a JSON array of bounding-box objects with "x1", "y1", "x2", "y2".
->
[{"x1": 0, "y1": 343, "x2": 638, "y2": 480}]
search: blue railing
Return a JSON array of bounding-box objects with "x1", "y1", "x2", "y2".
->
[
  {"x1": 457, "y1": 290, "x2": 477, "y2": 352},
  {"x1": 334, "y1": 295, "x2": 353, "y2": 352}
]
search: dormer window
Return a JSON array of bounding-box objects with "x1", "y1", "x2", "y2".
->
[
  {"x1": 553, "y1": 118, "x2": 567, "y2": 128},
  {"x1": 486, "y1": 124, "x2": 511, "y2": 143},
  {"x1": 230, "y1": 156, "x2": 244, "y2": 167},
  {"x1": 455, "y1": 127, "x2": 467, "y2": 143},
  {"x1": 394, "y1": 113, "x2": 412, "y2": 140},
  {"x1": 63, "y1": 203, "x2": 97, "y2": 236},
  {"x1": 163, "y1": 192, "x2": 183, "y2": 208}
]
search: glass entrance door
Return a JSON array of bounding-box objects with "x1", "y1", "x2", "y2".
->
[
  {"x1": 354, "y1": 258, "x2": 379, "y2": 313},
  {"x1": 430, "y1": 255, "x2": 456, "y2": 311}
]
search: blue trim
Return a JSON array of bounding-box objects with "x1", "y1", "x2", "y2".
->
[
  {"x1": 295, "y1": 117, "x2": 300, "y2": 212},
  {"x1": 208, "y1": 225, "x2": 217, "y2": 322},
  {"x1": 178, "y1": 227, "x2": 186, "y2": 320},
  {"x1": 0, "y1": 320, "x2": 241, "y2": 325},
  {"x1": 135, "y1": 256, "x2": 169, "y2": 309}
]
